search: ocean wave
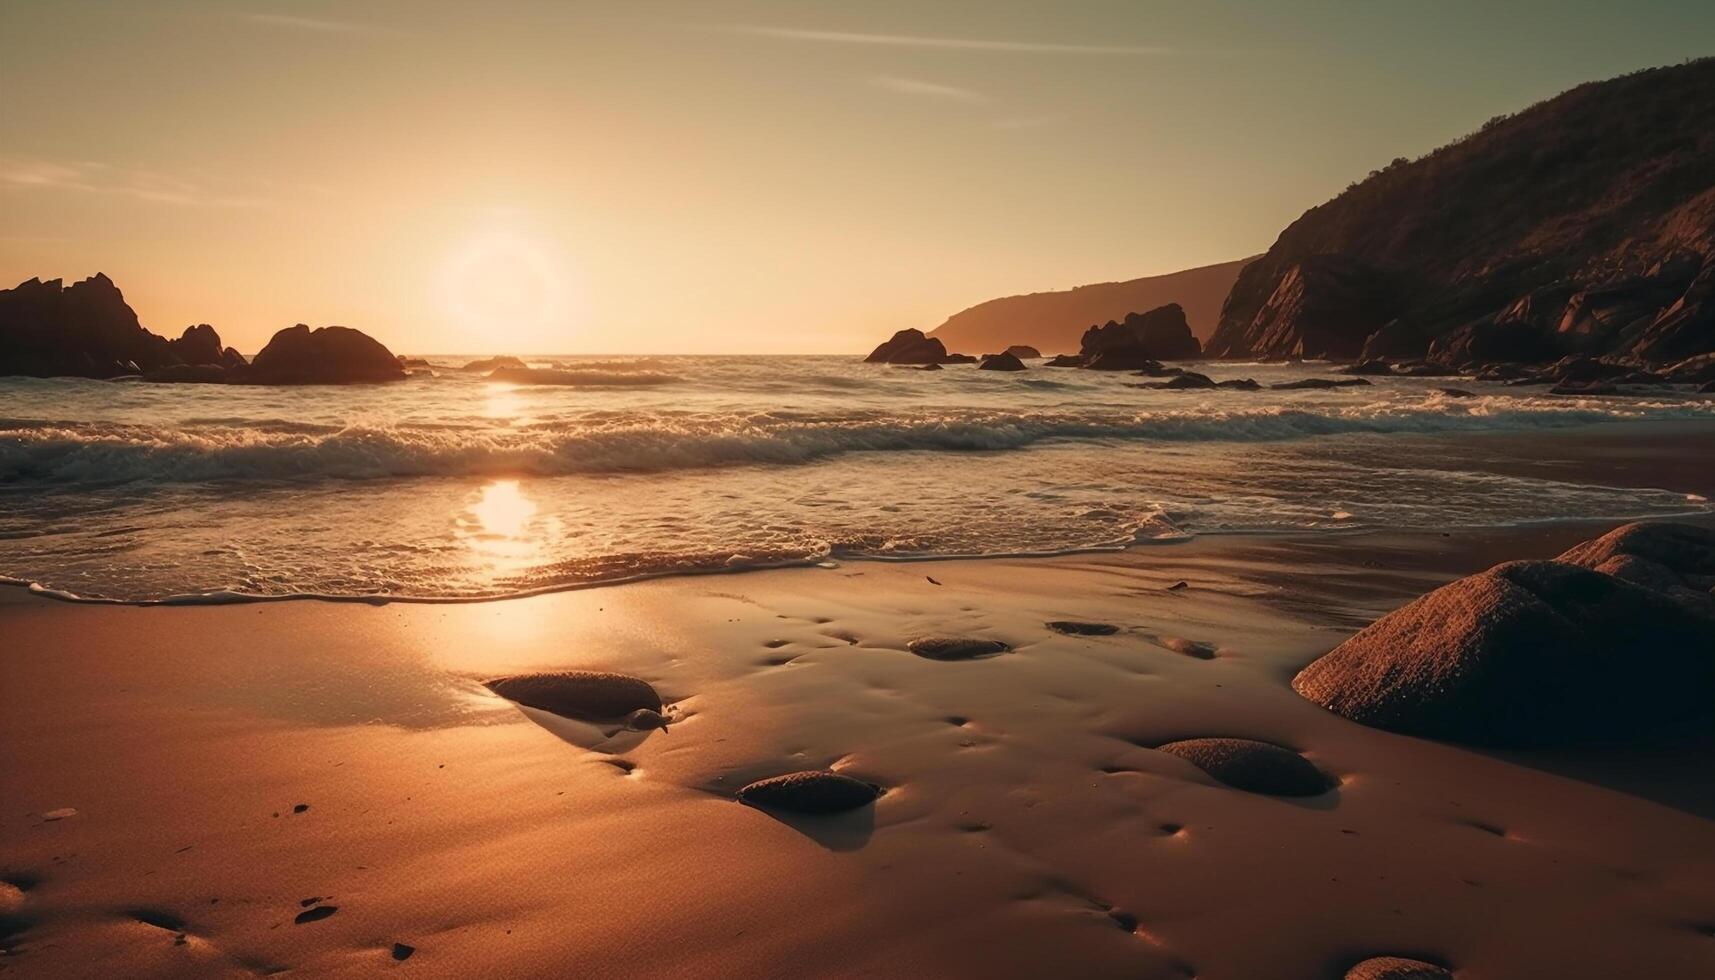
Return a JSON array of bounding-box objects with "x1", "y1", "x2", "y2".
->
[{"x1": 2, "y1": 397, "x2": 1711, "y2": 485}]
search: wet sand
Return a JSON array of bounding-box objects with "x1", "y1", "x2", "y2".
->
[{"x1": 4, "y1": 513, "x2": 1714, "y2": 978}]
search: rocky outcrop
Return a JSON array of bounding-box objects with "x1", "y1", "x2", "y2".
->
[
  {"x1": 246, "y1": 324, "x2": 406, "y2": 384},
  {"x1": 866, "y1": 329, "x2": 960, "y2": 365},
  {"x1": 1292, "y1": 523, "x2": 1715, "y2": 745},
  {"x1": 978, "y1": 351, "x2": 1027, "y2": 371},
  {"x1": 0, "y1": 274, "x2": 179, "y2": 378},
  {"x1": 1078, "y1": 304, "x2": 1202, "y2": 369},
  {"x1": 1206, "y1": 59, "x2": 1715, "y2": 367}
]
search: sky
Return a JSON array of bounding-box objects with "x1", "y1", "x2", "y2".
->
[{"x1": 3, "y1": 1, "x2": 1712, "y2": 354}]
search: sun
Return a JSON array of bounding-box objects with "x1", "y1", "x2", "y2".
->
[{"x1": 438, "y1": 231, "x2": 572, "y2": 350}]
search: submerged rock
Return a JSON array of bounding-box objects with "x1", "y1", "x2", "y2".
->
[
  {"x1": 1345, "y1": 957, "x2": 1454, "y2": 980},
  {"x1": 247, "y1": 325, "x2": 406, "y2": 384},
  {"x1": 1292, "y1": 553, "x2": 1715, "y2": 745},
  {"x1": 737, "y1": 770, "x2": 880, "y2": 813},
  {"x1": 907, "y1": 637, "x2": 1010, "y2": 661},
  {"x1": 1157, "y1": 738, "x2": 1334, "y2": 796},
  {"x1": 485, "y1": 670, "x2": 664, "y2": 723}
]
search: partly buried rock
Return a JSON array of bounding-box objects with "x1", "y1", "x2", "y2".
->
[
  {"x1": 1292, "y1": 552, "x2": 1715, "y2": 745},
  {"x1": 866, "y1": 329, "x2": 955, "y2": 365},
  {"x1": 907, "y1": 637, "x2": 1010, "y2": 661},
  {"x1": 1046, "y1": 620, "x2": 1120, "y2": 636},
  {"x1": 1157, "y1": 738, "x2": 1334, "y2": 796},
  {"x1": 1556, "y1": 521, "x2": 1715, "y2": 613},
  {"x1": 1344, "y1": 957, "x2": 1454, "y2": 980},
  {"x1": 246, "y1": 324, "x2": 406, "y2": 384},
  {"x1": 978, "y1": 351, "x2": 1027, "y2": 371},
  {"x1": 737, "y1": 771, "x2": 880, "y2": 813},
  {"x1": 1216, "y1": 377, "x2": 1262, "y2": 390},
  {"x1": 486, "y1": 670, "x2": 666, "y2": 726}
]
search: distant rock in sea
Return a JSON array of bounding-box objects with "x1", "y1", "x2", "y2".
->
[
  {"x1": 460, "y1": 355, "x2": 528, "y2": 373},
  {"x1": 865, "y1": 328, "x2": 969, "y2": 365},
  {"x1": 1077, "y1": 304, "x2": 1202, "y2": 370},
  {"x1": 1002, "y1": 345, "x2": 1040, "y2": 359},
  {"x1": 1292, "y1": 523, "x2": 1715, "y2": 745},
  {"x1": 246, "y1": 324, "x2": 406, "y2": 384},
  {"x1": 978, "y1": 351, "x2": 1027, "y2": 371},
  {"x1": 1205, "y1": 59, "x2": 1715, "y2": 368}
]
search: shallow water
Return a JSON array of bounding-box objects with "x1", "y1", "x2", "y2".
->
[{"x1": 2, "y1": 355, "x2": 1710, "y2": 600}]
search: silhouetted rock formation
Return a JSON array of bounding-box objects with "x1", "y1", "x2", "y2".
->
[
  {"x1": 460, "y1": 356, "x2": 528, "y2": 373},
  {"x1": 866, "y1": 328, "x2": 963, "y2": 365},
  {"x1": 927, "y1": 257, "x2": 1254, "y2": 355},
  {"x1": 1292, "y1": 523, "x2": 1715, "y2": 745},
  {"x1": 0, "y1": 274, "x2": 179, "y2": 378},
  {"x1": 978, "y1": 351, "x2": 1027, "y2": 371},
  {"x1": 247, "y1": 325, "x2": 406, "y2": 384},
  {"x1": 1078, "y1": 304, "x2": 1202, "y2": 369},
  {"x1": 1002, "y1": 345, "x2": 1041, "y2": 359},
  {"x1": 1206, "y1": 59, "x2": 1715, "y2": 367}
]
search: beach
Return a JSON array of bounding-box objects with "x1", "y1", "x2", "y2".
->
[{"x1": 6, "y1": 504, "x2": 1714, "y2": 978}]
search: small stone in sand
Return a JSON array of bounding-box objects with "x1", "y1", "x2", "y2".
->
[
  {"x1": 292, "y1": 803, "x2": 309, "y2": 814},
  {"x1": 1046, "y1": 621, "x2": 1120, "y2": 636},
  {"x1": 907, "y1": 637, "x2": 1010, "y2": 661},
  {"x1": 1166, "y1": 581, "x2": 1189, "y2": 591},
  {"x1": 486, "y1": 670, "x2": 664, "y2": 723},
  {"x1": 1345, "y1": 956, "x2": 1454, "y2": 980},
  {"x1": 926, "y1": 575, "x2": 942, "y2": 585},
  {"x1": 42, "y1": 807, "x2": 76, "y2": 821},
  {"x1": 294, "y1": 905, "x2": 338, "y2": 925},
  {"x1": 737, "y1": 770, "x2": 880, "y2": 814},
  {"x1": 392, "y1": 943, "x2": 416, "y2": 961},
  {"x1": 1158, "y1": 738, "x2": 1334, "y2": 796}
]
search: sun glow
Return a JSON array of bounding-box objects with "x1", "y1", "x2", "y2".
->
[
  {"x1": 438, "y1": 230, "x2": 575, "y2": 350},
  {"x1": 471, "y1": 480, "x2": 538, "y2": 540}
]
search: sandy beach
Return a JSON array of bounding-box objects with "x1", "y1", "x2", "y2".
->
[{"x1": 6, "y1": 500, "x2": 1714, "y2": 978}]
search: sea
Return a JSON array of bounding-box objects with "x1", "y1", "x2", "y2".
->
[{"x1": 2, "y1": 355, "x2": 1710, "y2": 602}]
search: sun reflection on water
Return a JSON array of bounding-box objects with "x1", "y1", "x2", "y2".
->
[{"x1": 461, "y1": 480, "x2": 542, "y2": 574}]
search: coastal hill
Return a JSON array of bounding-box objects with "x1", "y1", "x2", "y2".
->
[
  {"x1": 927, "y1": 257, "x2": 1253, "y2": 357},
  {"x1": 1206, "y1": 58, "x2": 1715, "y2": 365}
]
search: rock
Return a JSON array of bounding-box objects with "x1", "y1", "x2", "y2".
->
[
  {"x1": 1428, "y1": 318, "x2": 1555, "y2": 367},
  {"x1": 1003, "y1": 345, "x2": 1040, "y2": 359},
  {"x1": 978, "y1": 351, "x2": 1027, "y2": 371},
  {"x1": 142, "y1": 363, "x2": 229, "y2": 384},
  {"x1": 1338, "y1": 359, "x2": 1394, "y2": 376},
  {"x1": 1392, "y1": 361, "x2": 1459, "y2": 377},
  {"x1": 1079, "y1": 304, "x2": 1202, "y2": 368},
  {"x1": 0, "y1": 274, "x2": 179, "y2": 378},
  {"x1": 914, "y1": 363, "x2": 943, "y2": 371},
  {"x1": 1556, "y1": 521, "x2": 1715, "y2": 614},
  {"x1": 1626, "y1": 258, "x2": 1715, "y2": 363},
  {"x1": 1156, "y1": 738, "x2": 1334, "y2": 796},
  {"x1": 866, "y1": 329, "x2": 951, "y2": 365},
  {"x1": 1344, "y1": 957, "x2": 1454, "y2": 980},
  {"x1": 1215, "y1": 378, "x2": 1262, "y2": 390},
  {"x1": 397, "y1": 356, "x2": 432, "y2": 369},
  {"x1": 737, "y1": 771, "x2": 880, "y2": 813},
  {"x1": 907, "y1": 637, "x2": 1010, "y2": 661},
  {"x1": 1545, "y1": 355, "x2": 1629, "y2": 384},
  {"x1": 167, "y1": 324, "x2": 225, "y2": 365},
  {"x1": 1269, "y1": 377, "x2": 1373, "y2": 390},
  {"x1": 294, "y1": 905, "x2": 337, "y2": 925},
  {"x1": 1291, "y1": 558, "x2": 1715, "y2": 745},
  {"x1": 392, "y1": 944, "x2": 416, "y2": 962},
  {"x1": 1157, "y1": 371, "x2": 1215, "y2": 389},
  {"x1": 1436, "y1": 387, "x2": 1477, "y2": 398},
  {"x1": 1663, "y1": 352, "x2": 1715, "y2": 385},
  {"x1": 460, "y1": 355, "x2": 528, "y2": 373},
  {"x1": 1044, "y1": 354, "x2": 1084, "y2": 367},
  {"x1": 1046, "y1": 621, "x2": 1120, "y2": 636},
  {"x1": 1359, "y1": 318, "x2": 1434, "y2": 362},
  {"x1": 246, "y1": 325, "x2": 406, "y2": 384},
  {"x1": 485, "y1": 670, "x2": 664, "y2": 722},
  {"x1": 1206, "y1": 254, "x2": 1399, "y2": 360},
  {"x1": 941, "y1": 353, "x2": 978, "y2": 365}
]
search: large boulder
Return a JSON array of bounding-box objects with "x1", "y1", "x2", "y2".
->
[
  {"x1": 1079, "y1": 304, "x2": 1201, "y2": 369},
  {"x1": 978, "y1": 351, "x2": 1027, "y2": 371},
  {"x1": 1292, "y1": 553, "x2": 1715, "y2": 745},
  {"x1": 866, "y1": 329, "x2": 952, "y2": 365},
  {"x1": 246, "y1": 324, "x2": 406, "y2": 384},
  {"x1": 1556, "y1": 521, "x2": 1715, "y2": 613},
  {"x1": 0, "y1": 274, "x2": 179, "y2": 378}
]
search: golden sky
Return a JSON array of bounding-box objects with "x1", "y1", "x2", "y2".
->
[{"x1": 3, "y1": 1, "x2": 1711, "y2": 354}]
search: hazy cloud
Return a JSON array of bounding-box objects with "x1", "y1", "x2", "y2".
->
[
  {"x1": 869, "y1": 76, "x2": 987, "y2": 103},
  {"x1": 725, "y1": 25, "x2": 1171, "y2": 55},
  {"x1": 0, "y1": 157, "x2": 271, "y2": 208}
]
